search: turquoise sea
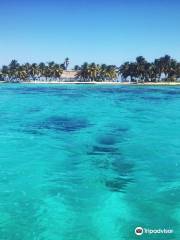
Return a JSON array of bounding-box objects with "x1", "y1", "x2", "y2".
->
[{"x1": 0, "y1": 84, "x2": 179, "y2": 240}]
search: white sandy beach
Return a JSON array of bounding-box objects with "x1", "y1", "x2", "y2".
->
[
  {"x1": 1, "y1": 81, "x2": 180, "y2": 85},
  {"x1": 20, "y1": 81, "x2": 180, "y2": 85}
]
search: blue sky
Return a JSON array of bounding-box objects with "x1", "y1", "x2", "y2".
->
[{"x1": 0, "y1": 0, "x2": 180, "y2": 67}]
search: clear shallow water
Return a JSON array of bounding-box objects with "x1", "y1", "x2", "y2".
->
[{"x1": 0, "y1": 84, "x2": 179, "y2": 240}]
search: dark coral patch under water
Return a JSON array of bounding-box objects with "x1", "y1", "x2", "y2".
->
[
  {"x1": 111, "y1": 159, "x2": 134, "y2": 175},
  {"x1": 28, "y1": 107, "x2": 42, "y2": 113},
  {"x1": 6, "y1": 86, "x2": 85, "y2": 99},
  {"x1": 87, "y1": 145, "x2": 119, "y2": 155},
  {"x1": 113, "y1": 126, "x2": 129, "y2": 133},
  {"x1": 93, "y1": 146, "x2": 118, "y2": 153},
  {"x1": 23, "y1": 129, "x2": 42, "y2": 135},
  {"x1": 105, "y1": 176, "x2": 134, "y2": 192},
  {"x1": 37, "y1": 116, "x2": 89, "y2": 132},
  {"x1": 21, "y1": 116, "x2": 89, "y2": 135},
  {"x1": 97, "y1": 135, "x2": 117, "y2": 145},
  {"x1": 106, "y1": 159, "x2": 134, "y2": 192},
  {"x1": 88, "y1": 137, "x2": 134, "y2": 193}
]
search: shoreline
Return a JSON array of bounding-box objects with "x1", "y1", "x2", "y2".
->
[{"x1": 1, "y1": 81, "x2": 180, "y2": 86}]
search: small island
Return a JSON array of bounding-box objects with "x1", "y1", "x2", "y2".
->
[{"x1": 1, "y1": 55, "x2": 180, "y2": 85}]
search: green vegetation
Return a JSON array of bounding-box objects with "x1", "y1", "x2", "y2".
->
[
  {"x1": 1, "y1": 55, "x2": 180, "y2": 82},
  {"x1": 119, "y1": 55, "x2": 180, "y2": 83},
  {"x1": 75, "y1": 63, "x2": 118, "y2": 82},
  {"x1": 0, "y1": 60, "x2": 64, "y2": 82}
]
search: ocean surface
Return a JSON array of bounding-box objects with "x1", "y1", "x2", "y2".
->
[{"x1": 0, "y1": 84, "x2": 179, "y2": 240}]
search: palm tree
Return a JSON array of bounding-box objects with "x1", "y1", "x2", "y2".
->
[
  {"x1": 1, "y1": 65, "x2": 9, "y2": 81},
  {"x1": 162, "y1": 55, "x2": 171, "y2": 79},
  {"x1": 39, "y1": 62, "x2": 46, "y2": 81},
  {"x1": 100, "y1": 64, "x2": 108, "y2": 81},
  {"x1": 74, "y1": 65, "x2": 81, "y2": 71},
  {"x1": 77, "y1": 62, "x2": 89, "y2": 81},
  {"x1": 105, "y1": 65, "x2": 118, "y2": 81},
  {"x1": 147, "y1": 63, "x2": 157, "y2": 82},
  {"x1": 168, "y1": 59, "x2": 177, "y2": 81},
  {"x1": 53, "y1": 64, "x2": 63, "y2": 81},
  {"x1": 29, "y1": 63, "x2": 39, "y2": 81},
  {"x1": 154, "y1": 58, "x2": 162, "y2": 82},
  {"x1": 128, "y1": 63, "x2": 137, "y2": 83},
  {"x1": 136, "y1": 56, "x2": 147, "y2": 83},
  {"x1": 8, "y1": 60, "x2": 20, "y2": 81},
  {"x1": 119, "y1": 62, "x2": 131, "y2": 82},
  {"x1": 88, "y1": 63, "x2": 100, "y2": 81},
  {"x1": 9, "y1": 60, "x2": 20, "y2": 70},
  {"x1": 175, "y1": 62, "x2": 180, "y2": 81}
]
